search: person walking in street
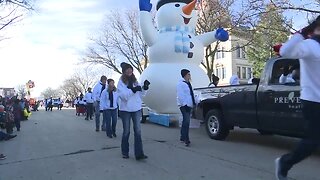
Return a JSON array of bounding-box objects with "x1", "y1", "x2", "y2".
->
[
  {"x1": 78, "y1": 94, "x2": 86, "y2": 116},
  {"x1": 117, "y1": 62, "x2": 150, "y2": 160},
  {"x1": 275, "y1": 16, "x2": 320, "y2": 180},
  {"x1": 176, "y1": 69, "x2": 199, "y2": 147},
  {"x1": 92, "y1": 76, "x2": 107, "y2": 132},
  {"x1": 58, "y1": 98, "x2": 63, "y2": 110},
  {"x1": 47, "y1": 97, "x2": 53, "y2": 112},
  {"x1": 74, "y1": 97, "x2": 79, "y2": 115},
  {"x1": 101, "y1": 79, "x2": 119, "y2": 138},
  {"x1": 84, "y1": 87, "x2": 94, "y2": 120}
]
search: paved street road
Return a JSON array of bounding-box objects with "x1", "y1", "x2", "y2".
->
[{"x1": 0, "y1": 109, "x2": 319, "y2": 180}]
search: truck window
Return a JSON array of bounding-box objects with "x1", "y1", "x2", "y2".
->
[{"x1": 269, "y1": 59, "x2": 300, "y2": 85}]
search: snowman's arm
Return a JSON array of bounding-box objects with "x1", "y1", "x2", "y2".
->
[
  {"x1": 140, "y1": 11, "x2": 158, "y2": 47},
  {"x1": 196, "y1": 30, "x2": 218, "y2": 47}
]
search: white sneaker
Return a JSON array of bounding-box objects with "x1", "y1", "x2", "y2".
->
[{"x1": 275, "y1": 157, "x2": 288, "y2": 180}]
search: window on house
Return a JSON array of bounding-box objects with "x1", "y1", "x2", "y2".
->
[
  {"x1": 222, "y1": 67, "x2": 226, "y2": 79},
  {"x1": 242, "y1": 67, "x2": 246, "y2": 79},
  {"x1": 216, "y1": 68, "x2": 219, "y2": 78},
  {"x1": 236, "y1": 44, "x2": 241, "y2": 58},
  {"x1": 222, "y1": 47, "x2": 225, "y2": 59},
  {"x1": 242, "y1": 47, "x2": 246, "y2": 59},
  {"x1": 237, "y1": 66, "x2": 241, "y2": 78},
  {"x1": 247, "y1": 67, "x2": 252, "y2": 79}
]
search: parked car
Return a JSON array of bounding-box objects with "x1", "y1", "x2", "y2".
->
[{"x1": 194, "y1": 57, "x2": 303, "y2": 140}]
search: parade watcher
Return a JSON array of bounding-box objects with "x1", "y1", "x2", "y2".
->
[{"x1": 117, "y1": 62, "x2": 150, "y2": 160}]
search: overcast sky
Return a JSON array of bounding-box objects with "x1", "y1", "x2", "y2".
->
[{"x1": 0, "y1": 0, "x2": 313, "y2": 97}]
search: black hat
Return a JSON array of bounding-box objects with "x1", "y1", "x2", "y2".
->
[
  {"x1": 181, "y1": 69, "x2": 190, "y2": 78},
  {"x1": 107, "y1": 79, "x2": 114, "y2": 84},
  {"x1": 156, "y1": 0, "x2": 193, "y2": 10},
  {"x1": 120, "y1": 62, "x2": 133, "y2": 73}
]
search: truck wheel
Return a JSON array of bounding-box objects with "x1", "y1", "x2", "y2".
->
[
  {"x1": 205, "y1": 110, "x2": 229, "y2": 140},
  {"x1": 257, "y1": 129, "x2": 273, "y2": 136}
]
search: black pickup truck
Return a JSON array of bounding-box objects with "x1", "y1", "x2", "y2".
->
[{"x1": 194, "y1": 57, "x2": 304, "y2": 140}]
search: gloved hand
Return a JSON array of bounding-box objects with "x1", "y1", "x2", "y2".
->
[
  {"x1": 299, "y1": 22, "x2": 316, "y2": 39},
  {"x1": 273, "y1": 44, "x2": 282, "y2": 56},
  {"x1": 139, "y1": 0, "x2": 152, "y2": 12},
  {"x1": 215, "y1": 28, "x2": 229, "y2": 42},
  {"x1": 283, "y1": 66, "x2": 290, "y2": 76},
  {"x1": 128, "y1": 86, "x2": 142, "y2": 93},
  {"x1": 143, "y1": 80, "x2": 150, "y2": 90}
]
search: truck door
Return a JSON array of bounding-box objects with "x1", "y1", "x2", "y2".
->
[{"x1": 257, "y1": 59, "x2": 303, "y2": 135}]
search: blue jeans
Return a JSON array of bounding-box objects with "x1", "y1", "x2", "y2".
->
[
  {"x1": 103, "y1": 109, "x2": 118, "y2": 136},
  {"x1": 95, "y1": 101, "x2": 105, "y2": 130},
  {"x1": 180, "y1": 106, "x2": 191, "y2": 142},
  {"x1": 120, "y1": 110, "x2": 144, "y2": 157}
]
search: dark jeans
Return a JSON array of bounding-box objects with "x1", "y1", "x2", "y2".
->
[
  {"x1": 281, "y1": 100, "x2": 320, "y2": 173},
  {"x1": 15, "y1": 118, "x2": 21, "y2": 131},
  {"x1": 103, "y1": 109, "x2": 118, "y2": 136},
  {"x1": 180, "y1": 106, "x2": 191, "y2": 142},
  {"x1": 86, "y1": 103, "x2": 94, "y2": 119},
  {"x1": 120, "y1": 110, "x2": 144, "y2": 157}
]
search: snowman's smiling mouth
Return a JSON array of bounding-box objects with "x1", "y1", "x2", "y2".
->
[{"x1": 182, "y1": 16, "x2": 191, "y2": 24}]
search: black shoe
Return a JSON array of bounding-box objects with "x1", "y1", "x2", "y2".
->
[
  {"x1": 180, "y1": 138, "x2": 185, "y2": 143},
  {"x1": 185, "y1": 141, "x2": 190, "y2": 147},
  {"x1": 90, "y1": 118, "x2": 93, "y2": 120},
  {"x1": 112, "y1": 133, "x2": 117, "y2": 138},
  {"x1": 85, "y1": 118, "x2": 88, "y2": 120},
  {"x1": 0, "y1": 154, "x2": 6, "y2": 160},
  {"x1": 17, "y1": 129, "x2": 20, "y2": 132},
  {"x1": 122, "y1": 155, "x2": 129, "y2": 159},
  {"x1": 275, "y1": 157, "x2": 288, "y2": 180},
  {"x1": 5, "y1": 135, "x2": 17, "y2": 141},
  {"x1": 96, "y1": 129, "x2": 99, "y2": 132},
  {"x1": 107, "y1": 135, "x2": 113, "y2": 138},
  {"x1": 136, "y1": 155, "x2": 148, "y2": 161}
]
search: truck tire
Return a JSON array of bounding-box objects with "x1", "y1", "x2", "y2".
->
[{"x1": 205, "y1": 110, "x2": 229, "y2": 140}]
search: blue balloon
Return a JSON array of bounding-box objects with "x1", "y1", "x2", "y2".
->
[
  {"x1": 139, "y1": 0, "x2": 153, "y2": 12},
  {"x1": 215, "y1": 28, "x2": 229, "y2": 42}
]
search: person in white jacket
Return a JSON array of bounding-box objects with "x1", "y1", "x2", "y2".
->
[
  {"x1": 84, "y1": 87, "x2": 94, "y2": 120},
  {"x1": 275, "y1": 16, "x2": 320, "y2": 180},
  {"x1": 92, "y1": 76, "x2": 107, "y2": 132},
  {"x1": 100, "y1": 79, "x2": 119, "y2": 138},
  {"x1": 177, "y1": 69, "x2": 199, "y2": 147},
  {"x1": 117, "y1": 62, "x2": 150, "y2": 160}
]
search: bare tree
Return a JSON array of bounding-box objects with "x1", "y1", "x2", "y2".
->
[
  {"x1": 0, "y1": 0, "x2": 33, "y2": 35},
  {"x1": 60, "y1": 66, "x2": 106, "y2": 99},
  {"x1": 84, "y1": 10, "x2": 148, "y2": 74},
  {"x1": 16, "y1": 84, "x2": 26, "y2": 98},
  {"x1": 41, "y1": 88, "x2": 62, "y2": 99}
]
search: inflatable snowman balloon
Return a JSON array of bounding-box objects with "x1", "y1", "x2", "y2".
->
[{"x1": 139, "y1": 0, "x2": 229, "y2": 114}]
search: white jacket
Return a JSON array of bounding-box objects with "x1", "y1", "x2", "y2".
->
[
  {"x1": 176, "y1": 79, "x2": 200, "y2": 108},
  {"x1": 100, "y1": 89, "x2": 119, "y2": 110},
  {"x1": 280, "y1": 34, "x2": 320, "y2": 103},
  {"x1": 117, "y1": 78, "x2": 146, "y2": 112},
  {"x1": 92, "y1": 81, "x2": 105, "y2": 102},
  {"x1": 84, "y1": 92, "x2": 94, "y2": 104}
]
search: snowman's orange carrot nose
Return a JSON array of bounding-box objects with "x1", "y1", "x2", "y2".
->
[{"x1": 182, "y1": 0, "x2": 196, "y2": 15}]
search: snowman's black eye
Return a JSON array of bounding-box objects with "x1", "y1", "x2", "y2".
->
[{"x1": 175, "y1": 4, "x2": 180, "y2": 7}]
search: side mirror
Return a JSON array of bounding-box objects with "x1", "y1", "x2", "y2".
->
[{"x1": 252, "y1": 78, "x2": 260, "y2": 85}]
